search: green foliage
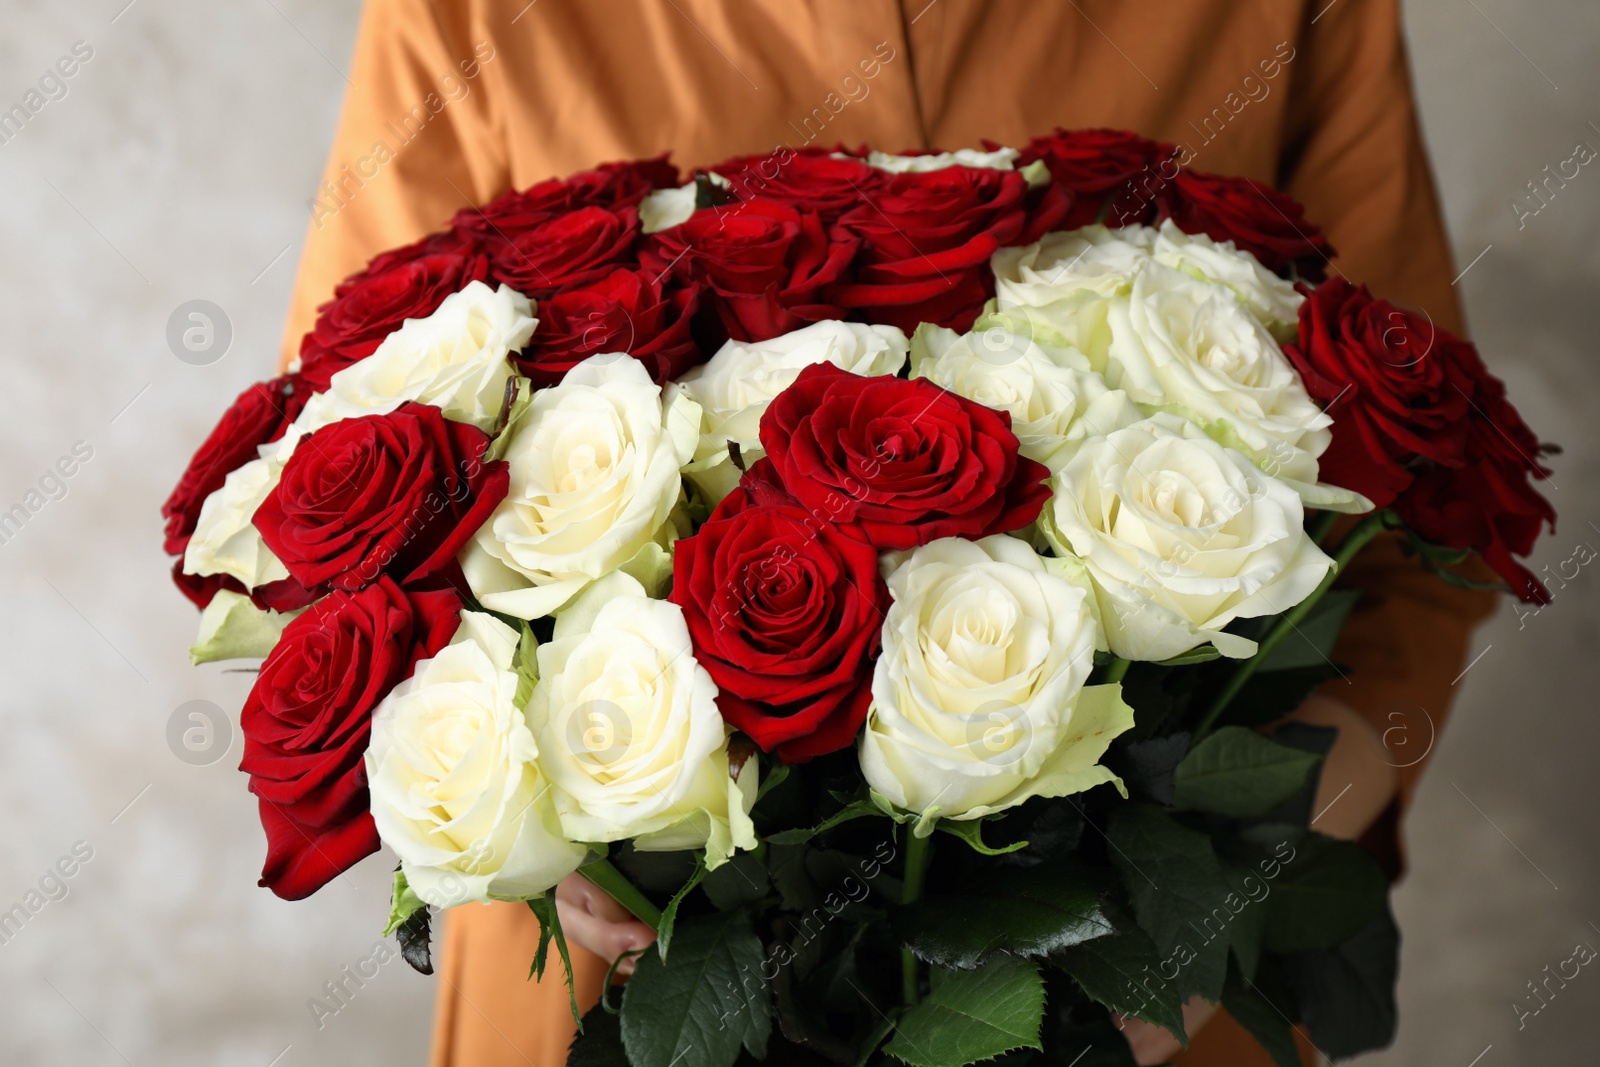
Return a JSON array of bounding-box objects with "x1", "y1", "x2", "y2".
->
[
  {"x1": 1255, "y1": 590, "x2": 1360, "y2": 672},
  {"x1": 1280, "y1": 907, "x2": 1400, "y2": 1058},
  {"x1": 621, "y1": 910, "x2": 772, "y2": 1067},
  {"x1": 1052, "y1": 904, "x2": 1186, "y2": 1039},
  {"x1": 896, "y1": 862, "x2": 1112, "y2": 970},
  {"x1": 1172, "y1": 727, "x2": 1322, "y2": 819},
  {"x1": 1263, "y1": 835, "x2": 1388, "y2": 953},
  {"x1": 528, "y1": 895, "x2": 582, "y2": 1025},
  {"x1": 884, "y1": 956, "x2": 1045, "y2": 1067}
]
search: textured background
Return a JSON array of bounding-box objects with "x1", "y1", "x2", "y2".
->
[{"x1": 0, "y1": 1, "x2": 1595, "y2": 1063}]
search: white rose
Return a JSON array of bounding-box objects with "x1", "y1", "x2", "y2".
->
[
  {"x1": 861, "y1": 535, "x2": 1134, "y2": 822},
  {"x1": 1150, "y1": 220, "x2": 1303, "y2": 340},
  {"x1": 993, "y1": 225, "x2": 1156, "y2": 306},
  {"x1": 365, "y1": 611, "x2": 586, "y2": 907},
  {"x1": 864, "y1": 147, "x2": 1020, "y2": 172},
  {"x1": 180, "y1": 431, "x2": 302, "y2": 589},
  {"x1": 304, "y1": 281, "x2": 536, "y2": 432},
  {"x1": 1102, "y1": 261, "x2": 1362, "y2": 508},
  {"x1": 526, "y1": 572, "x2": 756, "y2": 868},
  {"x1": 1040, "y1": 414, "x2": 1335, "y2": 662},
  {"x1": 463, "y1": 353, "x2": 701, "y2": 619},
  {"x1": 670, "y1": 320, "x2": 909, "y2": 504},
  {"x1": 909, "y1": 323, "x2": 1140, "y2": 473}
]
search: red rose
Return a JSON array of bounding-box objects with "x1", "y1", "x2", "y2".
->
[
  {"x1": 829, "y1": 166, "x2": 1028, "y2": 332},
  {"x1": 1008, "y1": 127, "x2": 1176, "y2": 229},
  {"x1": 451, "y1": 157, "x2": 678, "y2": 241},
  {"x1": 254, "y1": 403, "x2": 508, "y2": 592},
  {"x1": 641, "y1": 199, "x2": 858, "y2": 342},
  {"x1": 709, "y1": 148, "x2": 885, "y2": 223},
  {"x1": 514, "y1": 267, "x2": 703, "y2": 386},
  {"x1": 483, "y1": 205, "x2": 641, "y2": 298},
  {"x1": 672, "y1": 496, "x2": 887, "y2": 762},
  {"x1": 241, "y1": 578, "x2": 460, "y2": 899},
  {"x1": 1158, "y1": 169, "x2": 1334, "y2": 280},
  {"x1": 754, "y1": 363, "x2": 1051, "y2": 550},
  {"x1": 1285, "y1": 279, "x2": 1475, "y2": 507},
  {"x1": 1393, "y1": 352, "x2": 1556, "y2": 604},
  {"x1": 162, "y1": 375, "x2": 308, "y2": 558},
  {"x1": 296, "y1": 252, "x2": 490, "y2": 391}
]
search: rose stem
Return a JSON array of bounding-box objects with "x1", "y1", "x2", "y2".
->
[
  {"x1": 579, "y1": 857, "x2": 663, "y2": 932},
  {"x1": 1101, "y1": 656, "x2": 1132, "y2": 685},
  {"x1": 1192, "y1": 511, "x2": 1389, "y2": 742},
  {"x1": 900, "y1": 826, "x2": 932, "y2": 1006}
]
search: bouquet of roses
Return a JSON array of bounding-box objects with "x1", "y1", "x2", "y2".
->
[{"x1": 162, "y1": 130, "x2": 1555, "y2": 1066}]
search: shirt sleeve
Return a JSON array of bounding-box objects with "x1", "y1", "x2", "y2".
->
[
  {"x1": 1277, "y1": 0, "x2": 1499, "y2": 822},
  {"x1": 277, "y1": 0, "x2": 508, "y2": 371}
]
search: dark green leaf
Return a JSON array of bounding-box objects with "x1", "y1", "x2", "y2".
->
[
  {"x1": 657, "y1": 859, "x2": 706, "y2": 964},
  {"x1": 621, "y1": 910, "x2": 772, "y2": 1067},
  {"x1": 1219, "y1": 664, "x2": 1344, "y2": 729},
  {"x1": 1256, "y1": 590, "x2": 1360, "y2": 672},
  {"x1": 1172, "y1": 727, "x2": 1322, "y2": 819},
  {"x1": 1263, "y1": 835, "x2": 1388, "y2": 953},
  {"x1": 1106, "y1": 807, "x2": 1229, "y2": 959},
  {"x1": 1043, "y1": 1020, "x2": 1139, "y2": 1066},
  {"x1": 1052, "y1": 906, "x2": 1185, "y2": 1039},
  {"x1": 703, "y1": 851, "x2": 772, "y2": 911},
  {"x1": 936, "y1": 818, "x2": 1029, "y2": 856},
  {"x1": 395, "y1": 903, "x2": 433, "y2": 976},
  {"x1": 1220, "y1": 862, "x2": 1267, "y2": 981},
  {"x1": 1280, "y1": 906, "x2": 1399, "y2": 1058},
  {"x1": 568, "y1": 1001, "x2": 630, "y2": 1067},
  {"x1": 1221, "y1": 958, "x2": 1301, "y2": 1067},
  {"x1": 885, "y1": 956, "x2": 1044, "y2": 1067},
  {"x1": 1106, "y1": 733, "x2": 1190, "y2": 806},
  {"x1": 1256, "y1": 723, "x2": 1336, "y2": 826},
  {"x1": 528, "y1": 895, "x2": 583, "y2": 1025},
  {"x1": 897, "y1": 863, "x2": 1112, "y2": 970}
]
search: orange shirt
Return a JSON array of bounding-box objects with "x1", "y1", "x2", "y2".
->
[{"x1": 277, "y1": 3, "x2": 1497, "y2": 1064}]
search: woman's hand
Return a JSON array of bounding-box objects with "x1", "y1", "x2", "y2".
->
[{"x1": 554, "y1": 872, "x2": 657, "y2": 979}]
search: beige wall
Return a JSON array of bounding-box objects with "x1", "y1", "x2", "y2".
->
[{"x1": 0, "y1": 1, "x2": 1594, "y2": 1063}]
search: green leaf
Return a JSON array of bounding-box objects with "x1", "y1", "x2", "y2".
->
[
  {"x1": 620, "y1": 910, "x2": 771, "y2": 1067},
  {"x1": 702, "y1": 851, "x2": 771, "y2": 911},
  {"x1": 1220, "y1": 862, "x2": 1267, "y2": 981},
  {"x1": 1153, "y1": 645, "x2": 1221, "y2": 666},
  {"x1": 383, "y1": 869, "x2": 427, "y2": 937},
  {"x1": 1263, "y1": 835, "x2": 1388, "y2": 953},
  {"x1": 1221, "y1": 958, "x2": 1301, "y2": 1067},
  {"x1": 1256, "y1": 590, "x2": 1360, "y2": 672},
  {"x1": 1172, "y1": 727, "x2": 1322, "y2": 819},
  {"x1": 897, "y1": 862, "x2": 1112, "y2": 970},
  {"x1": 765, "y1": 800, "x2": 885, "y2": 845},
  {"x1": 1105, "y1": 733, "x2": 1190, "y2": 806},
  {"x1": 935, "y1": 818, "x2": 1029, "y2": 856},
  {"x1": 1052, "y1": 906, "x2": 1186, "y2": 1039},
  {"x1": 1221, "y1": 664, "x2": 1344, "y2": 729},
  {"x1": 1280, "y1": 906, "x2": 1399, "y2": 1058},
  {"x1": 656, "y1": 859, "x2": 706, "y2": 964},
  {"x1": 1106, "y1": 807, "x2": 1229, "y2": 958},
  {"x1": 885, "y1": 956, "x2": 1044, "y2": 1067},
  {"x1": 527, "y1": 896, "x2": 582, "y2": 1026},
  {"x1": 567, "y1": 1001, "x2": 630, "y2": 1067},
  {"x1": 395, "y1": 903, "x2": 433, "y2": 976}
]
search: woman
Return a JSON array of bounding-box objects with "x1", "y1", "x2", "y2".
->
[{"x1": 279, "y1": 2, "x2": 1493, "y2": 1062}]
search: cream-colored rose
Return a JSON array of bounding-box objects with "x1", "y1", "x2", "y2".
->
[
  {"x1": 1149, "y1": 220, "x2": 1303, "y2": 340},
  {"x1": 1103, "y1": 261, "x2": 1361, "y2": 507},
  {"x1": 463, "y1": 353, "x2": 701, "y2": 619},
  {"x1": 1040, "y1": 414, "x2": 1335, "y2": 662},
  {"x1": 864, "y1": 147, "x2": 1020, "y2": 172},
  {"x1": 861, "y1": 535, "x2": 1133, "y2": 822},
  {"x1": 365, "y1": 611, "x2": 586, "y2": 907},
  {"x1": 909, "y1": 323, "x2": 1140, "y2": 473},
  {"x1": 180, "y1": 431, "x2": 302, "y2": 589},
  {"x1": 670, "y1": 320, "x2": 909, "y2": 504},
  {"x1": 526, "y1": 573, "x2": 756, "y2": 869},
  {"x1": 303, "y1": 281, "x2": 535, "y2": 432}
]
